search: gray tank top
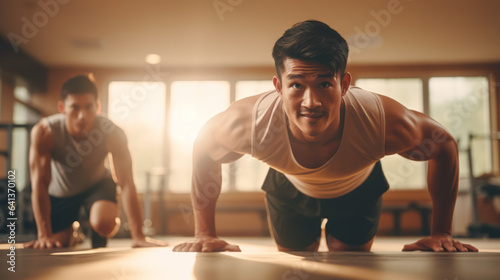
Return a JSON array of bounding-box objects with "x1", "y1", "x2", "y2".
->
[{"x1": 45, "y1": 114, "x2": 117, "y2": 197}]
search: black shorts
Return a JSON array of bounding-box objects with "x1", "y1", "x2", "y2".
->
[
  {"x1": 49, "y1": 177, "x2": 117, "y2": 233},
  {"x1": 262, "y1": 161, "x2": 389, "y2": 250}
]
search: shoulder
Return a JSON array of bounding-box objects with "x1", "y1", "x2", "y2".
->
[
  {"x1": 95, "y1": 115, "x2": 119, "y2": 134},
  {"x1": 344, "y1": 86, "x2": 383, "y2": 107},
  {"x1": 198, "y1": 92, "x2": 266, "y2": 155},
  {"x1": 378, "y1": 94, "x2": 419, "y2": 131},
  {"x1": 31, "y1": 119, "x2": 53, "y2": 151},
  {"x1": 377, "y1": 94, "x2": 433, "y2": 155},
  {"x1": 43, "y1": 113, "x2": 65, "y2": 129},
  {"x1": 106, "y1": 123, "x2": 127, "y2": 148}
]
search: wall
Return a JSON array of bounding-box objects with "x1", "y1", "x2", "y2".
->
[{"x1": 10, "y1": 63, "x2": 500, "y2": 237}]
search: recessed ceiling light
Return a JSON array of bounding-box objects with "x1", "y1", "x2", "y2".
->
[{"x1": 145, "y1": 54, "x2": 161, "y2": 64}]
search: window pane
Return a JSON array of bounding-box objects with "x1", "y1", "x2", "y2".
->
[
  {"x1": 14, "y1": 86, "x2": 30, "y2": 103},
  {"x1": 355, "y1": 78, "x2": 426, "y2": 189},
  {"x1": 429, "y1": 77, "x2": 490, "y2": 177},
  {"x1": 108, "y1": 81, "x2": 166, "y2": 193},
  {"x1": 169, "y1": 81, "x2": 230, "y2": 192},
  {"x1": 12, "y1": 96, "x2": 41, "y2": 191},
  {"x1": 235, "y1": 80, "x2": 274, "y2": 100},
  {"x1": 233, "y1": 81, "x2": 274, "y2": 191},
  {"x1": 355, "y1": 78, "x2": 423, "y2": 111}
]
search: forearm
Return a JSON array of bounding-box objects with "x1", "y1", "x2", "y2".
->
[
  {"x1": 191, "y1": 157, "x2": 222, "y2": 238},
  {"x1": 31, "y1": 185, "x2": 53, "y2": 237},
  {"x1": 427, "y1": 140, "x2": 459, "y2": 236},
  {"x1": 120, "y1": 184, "x2": 146, "y2": 240}
]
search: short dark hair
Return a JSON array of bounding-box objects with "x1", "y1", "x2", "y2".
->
[
  {"x1": 61, "y1": 75, "x2": 98, "y2": 101},
  {"x1": 272, "y1": 20, "x2": 349, "y2": 80}
]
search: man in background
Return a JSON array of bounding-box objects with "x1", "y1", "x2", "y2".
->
[{"x1": 26, "y1": 75, "x2": 166, "y2": 249}]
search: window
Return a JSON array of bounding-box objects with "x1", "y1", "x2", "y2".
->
[
  {"x1": 429, "y1": 77, "x2": 491, "y2": 177},
  {"x1": 12, "y1": 86, "x2": 40, "y2": 190},
  {"x1": 355, "y1": 78, "x2": 426, "y2": 189},
  {"x1": 168, "y1": 81, "x2": 230, "y2": 192},
  {"x1": 108, "y1": 81, "x2": 166, "y2": 192},
  {"x1": 233, "y1": 81, "x2": 274, "y2": 191},
  {"x1": 355, "y1": 76, "x2": 491, "y2": 188}
]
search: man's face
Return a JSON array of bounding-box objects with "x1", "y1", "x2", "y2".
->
[
  {"x1": 273, "y1": 58, "x2": 350, "y2": 141},
  {"x1": 58, "y1": 93, "x2": 99, "y2": 139}
]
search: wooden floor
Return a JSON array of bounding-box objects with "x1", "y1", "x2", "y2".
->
[{"x1": 1, "y1": 236, "x2": 500, "y2": 280}]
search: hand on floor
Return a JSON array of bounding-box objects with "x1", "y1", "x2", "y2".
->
[
  {"x1": 132, "y1": 236, "x2": 168, "y2": 248},
  {"x1": 24, "y1": 236, "x2": 64, "y2": 249},
  {"x1": 402, "y1": 234, "x2": 479, "y2": 252},
  {"x1": 172, "y1": 237, "x2": 241, "y2": 252}
]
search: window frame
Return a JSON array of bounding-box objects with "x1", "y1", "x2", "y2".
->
[{"x1": 103, "y1": 64, "x2": 499, "y2": 193}]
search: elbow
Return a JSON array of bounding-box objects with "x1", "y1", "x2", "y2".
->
[{"x1": 429, "y1": 135, "x2": 459, "y2": 167}]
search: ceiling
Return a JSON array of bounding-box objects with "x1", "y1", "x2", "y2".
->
[{"x1": 0, "y1": 0, "x2": 499, "y2": 68}]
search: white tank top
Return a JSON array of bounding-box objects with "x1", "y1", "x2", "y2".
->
[{"x1": 251, "y1": 86, "x2": 386, "y2": 199}]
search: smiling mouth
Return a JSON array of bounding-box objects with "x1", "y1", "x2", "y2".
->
[
  {"x1": 76, "y1": 123, "x2": 87, "y2": 130},
  {"x1": 300, "y1": 113, "x2": 324, "y2": 119}
]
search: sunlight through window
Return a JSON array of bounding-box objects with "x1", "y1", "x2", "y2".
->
[
  {"x1": 108, "y1": 81, "x2": 166, "y2": 192},
  {"x1": 169, "y1": 81, "x2": 230, "y2": 192},
  {"x1": 356, "y1": 78, "x2": 426, "y2": 189}
]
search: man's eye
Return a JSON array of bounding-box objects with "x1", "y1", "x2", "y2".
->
[
  {"x1": 319, "y1": 82, "x2": 331, "y2": 89},
  {"x1": 291, "y1": 83, "x2": 302, "y2": 89}
]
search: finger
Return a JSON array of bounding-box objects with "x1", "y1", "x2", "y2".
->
[
  {"x1": 172, "y1": 243, "x2": 185, "y2": 252},
  {"x1": 46, "y1": 241, "x2": 53, "y2": 249},
  {"x1": 55, "y1": 241, "x2": 63, "y2": 248},
  {"x1": 189, "y1": 243, "x2": 202, "y2": 252},
  {"x1": 201, "y1": 242, "x2": 215, "y2": 252},
  {"x1": 452, "y1": 241, "x2": 468, "y2": 252},
  {"x1": 174, "y1": 243, "x2": 190, "y2": 252},
  {"x1": 145, "y1": 237, "x2": 165, "y2": 246},
  {"x1": 402, "y1": 243, "x2": 429, "y2": 251},
  {"x1": 180, "y1": 243, "x2": 194, "y2": 252},
  {"x1": 431, "y1": 244, "x2": 445, "y2": 252},
  {"x1": 443, "y1": 241, "x2": 457, "y2": 252},
  {"x1": 224, "y1": 244, "x2": 241, "y2": 252},
  {"x1": 24, "y1": 241, "x2": 35, "y2": 248},
  {"x1": 150, "y1": 239, "x2": 168, "y2": 246},
  {"x1": 462, "y1": 243, "x2": 479, "y2": 252}
]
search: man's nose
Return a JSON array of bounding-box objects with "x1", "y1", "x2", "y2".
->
[
  {"x1": 77, "y1": 110, "x2": 85, "y2": 121},
  {"x1": 302, "y1": 89, "x2": 321, "y2": 109}
]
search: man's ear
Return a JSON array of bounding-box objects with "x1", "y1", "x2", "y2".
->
[
  {"x1": 273, "y1": 76, "x2": 282, "y2": 95},
  {"x1": 57, "y1": 100, "x2": 65, "y2": 113},
  {"x1": 341, "y1": 72, "x2": 352, "y2": 96}
]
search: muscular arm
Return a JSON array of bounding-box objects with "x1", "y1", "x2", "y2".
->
[
  {"x1": 174, "y1": 94, "x2": 259, "y2": 252},
  {"x1": 380, "y1": 95, "x2": 477, "y2": 252},
  {"x1": 107, "y1": 127, "x2": 166, "y2": 247},
  {"x1": 27, "y1": 121, "x2": 61, "y2": 248}
]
